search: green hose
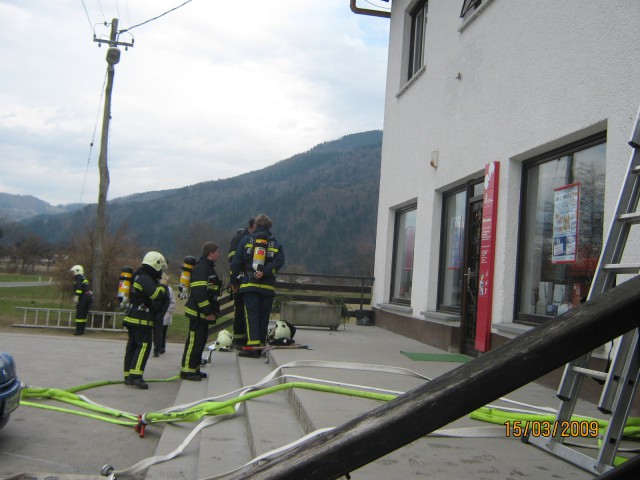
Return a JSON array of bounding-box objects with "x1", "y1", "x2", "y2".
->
[{"x1": 19, "y1": 375, "x2": 640, "y2": 469}]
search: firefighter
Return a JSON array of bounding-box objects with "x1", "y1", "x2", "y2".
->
[
  {"x1": 228, "y1": 218, "x2": 256, "y2": 347},
  {"x1": 69, "y1": 265, "x2": 92, "y2": 336},
  {"x1": 180, "y1": 242, "x2": 222, "y2": 381},
  {"x1": 123, "y1": 251, "x2": 168, "y2": 389},
  {"x1": 230, "y1": 214, "x2": 285, "y2": 356}
]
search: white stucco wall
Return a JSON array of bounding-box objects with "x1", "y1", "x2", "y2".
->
[{"x1": 374, "y1": 0, "x2": 640, "y2": 334}]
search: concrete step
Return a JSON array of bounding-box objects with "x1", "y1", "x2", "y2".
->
[{"x1": 147, "y1": 348, "x2": 307, "y2": 480}]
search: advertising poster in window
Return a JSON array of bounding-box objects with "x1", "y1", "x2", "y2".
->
[
  {"x1": 475, "y1": 161, "x2": 499, "y2": 353},
  {"x1": 552, "y1": 183, "x2": 580, "y2": 264}
]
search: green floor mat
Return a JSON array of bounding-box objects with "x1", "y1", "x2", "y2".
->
[{"x1": 400, "y1": 351, "x2": 471, "y2": 363}]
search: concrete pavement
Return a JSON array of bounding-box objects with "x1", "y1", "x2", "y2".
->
[{"x1": 0, "y1": 323, "x2": 617, "y2": 479}]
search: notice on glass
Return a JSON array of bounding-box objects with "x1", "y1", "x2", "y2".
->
[{"x1": 552, "y1": 182, "x2": 580, "y2": 264}]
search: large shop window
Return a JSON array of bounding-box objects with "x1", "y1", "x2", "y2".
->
[
  {"x1": 390, "y1": 206, "x2": 417, "y2": 304},
  {"x1": 517, "y1": 134, "x2": 606, "y2": 325}
]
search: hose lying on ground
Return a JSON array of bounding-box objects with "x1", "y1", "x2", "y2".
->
[{"x1": 19, "y1": 360, "x2": 639, "y2": 479}]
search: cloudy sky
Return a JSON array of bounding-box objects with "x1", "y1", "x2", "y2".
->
[{"x1": 0, "y1": 0, "x2": 390, "y2": 206}]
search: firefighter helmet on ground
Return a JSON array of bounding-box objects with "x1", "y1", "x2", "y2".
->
[
  {"x1": 142, "y1": 251, "x2": 168, "y2": 272},
  {"x1": 70, "y1": 265, "x2": 84, "y2": 275},
  {"x1": 268, "y1": 320, "x2": 296, "y2": 345},
  {"x1": 214, "y1": 330, "x2": 233, "y2": 351}
]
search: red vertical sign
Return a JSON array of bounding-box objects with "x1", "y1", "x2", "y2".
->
[{"x1": 475, "y1": 161, "x2": 500, "y2": 352}]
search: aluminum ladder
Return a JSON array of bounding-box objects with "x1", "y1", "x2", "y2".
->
[{"x1": 528, "y1": 106, "x2": 640, "y2": 474}]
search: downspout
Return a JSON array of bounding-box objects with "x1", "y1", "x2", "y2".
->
[{"x1": 350, "y1": 0, "x2": 391, "y2": 18}]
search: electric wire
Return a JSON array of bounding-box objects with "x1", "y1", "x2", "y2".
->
[
  {"x1": 79, "y1": 69, "x2": 108, "y2": 204},
  {"x1": 80, "y1": 0, "x2": 95, "y2": 33},
  {"x1": 119, "y1": 0, "x2": 194, "y2": 33}
]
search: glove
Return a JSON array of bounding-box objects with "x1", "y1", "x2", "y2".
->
[
  {"x1": 160, "y1": 273, "x2": 169, "y2": 286},
  {"x1": 73, "y1": 295, "x2": 79, "y2": 304}
]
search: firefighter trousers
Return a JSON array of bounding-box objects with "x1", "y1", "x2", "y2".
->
[
  {"x1": 181, "y1": 317, "x2": 209, "y2": 373},
  {"x1": 242, "y1": 291, "x2": 273, "y2": 346},
  {"x1": 124, "y1": 324, "x2": 152, "y2": 379}
]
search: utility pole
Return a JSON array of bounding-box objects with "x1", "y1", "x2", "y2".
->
[{"x1": 92, "y1": 19, "x2": 132, "y2": 308}]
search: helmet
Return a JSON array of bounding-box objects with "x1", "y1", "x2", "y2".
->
[
  {"x1": 213, "y1": 330, "x2": 233, "y2": 351},
  {"x1": 268, "y1": 320, "x2": 296, "y2": 345},
  {"x1": 142, "y1": 251, "x2": 168, "y2": 272},
  {"x1": 70, "y1": 265, "x2": 84, "y2": 275}
]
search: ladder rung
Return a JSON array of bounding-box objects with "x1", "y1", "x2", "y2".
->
[
  {"x1": 632, "y1": 165, "x2": 640, "y2": 174},
  {"x1": 602, "y1": 263, "x2": 640, "y2": 274},
  {"x1": 618, "y1": 212, "x2": 640, "y2": 224},
  {"x1": 571, "y1": 366, "x2": 608, "y2": 381}
]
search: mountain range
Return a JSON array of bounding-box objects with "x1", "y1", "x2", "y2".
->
[{"x1": 1, "y1": 130, "x2": 382, "y2": 275}]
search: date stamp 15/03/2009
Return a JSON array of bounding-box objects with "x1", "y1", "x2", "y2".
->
[{"x1": 504, "y1": 420, "x2": 600, "y2": 438}]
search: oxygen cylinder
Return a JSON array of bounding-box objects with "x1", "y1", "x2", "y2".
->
[
  {"x1": 179, "y1": 256, "x2": 197, "y2": 298},
  {"x1": 252, "y1": 237, "x2": 268, "y2": 273},
  {"x1": 117, "y1": 266, "x2": 134, "y2": 307}
]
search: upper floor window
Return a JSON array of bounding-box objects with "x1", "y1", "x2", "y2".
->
[
  {"x1": 408, "y1": 1, "x2": 428, "y2": 80},
  {"x1": 460, "y1": 0, "x2": 482, "y2": 18}
]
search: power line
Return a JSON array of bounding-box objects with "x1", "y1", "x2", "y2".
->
[
  {"x1": 80, "y1": 70, "x2": 108, "y2": 204},
  {"x1": 80, "y1": 0, "x2": 95, "y2": 33},
  {"x1": 119, "y1": 0, "x2": 194, "y2": 33}
]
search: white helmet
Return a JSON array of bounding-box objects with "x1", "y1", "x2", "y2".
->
[
  {"x1": 142, "y1": 251, "x2": 168, "y2": 272},
  {"x1": 70, "y1": 265, "x2": 84, "y2": 275},
  {"x1": 214, "y1": 330, "x2": 233, "y2": 351},
  {"x1": 268, "y1": 320, "x2": 295, "y2": 345}
]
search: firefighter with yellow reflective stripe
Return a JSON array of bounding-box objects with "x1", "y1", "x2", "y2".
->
[
  {"x1": 69, "y1": 265, "x2": 92, "y2": 336},
  {"x1": 180, "y1": 242, "x2": 222, "y2": 381},
  {"x1": 230, "y1": 214, "x2": 284, "y2": 355},
  {"x1": 228, "y1": 218, "x2": 256, "y2": 348},
  {"x1": 123, "y1": 251, "x2": 168, "y2": 390}
]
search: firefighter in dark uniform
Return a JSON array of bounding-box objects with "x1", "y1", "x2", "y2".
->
[
  {"x1": 228, "y1": 218, "x2": 256, "y2": 348},
  {"x1": 230, "y1": 214, "x2": 284, "y2": 355},
  {"x1": 70, "y1": 265, "x2": 92, "y2": 336},
  {"x1": 123, "y1": 251, "x2": 168, "y2": 390},
  {"x1": 180, "y1": 241, "x2": 222, "y2": 381}
]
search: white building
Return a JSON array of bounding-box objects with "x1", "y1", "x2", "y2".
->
[{"x1": 367, "y1": 0, "x2": 640, "y2": 357}]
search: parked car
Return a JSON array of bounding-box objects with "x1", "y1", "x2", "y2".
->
[{"x1": 0, "y1": 352, "x2": 22, "y2": 429}]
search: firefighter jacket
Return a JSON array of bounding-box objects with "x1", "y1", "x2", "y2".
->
[
  {"x1": 228, "y1": 228, "x2": 250, "y2": 263},
  {"x1": 73, "y1": 274, "x2": 92, "y2": 297},
  {"x1": 185, "y1": 255, "x2": 221, "y2": 320},
  {"x1": 230, "y1": 227, "x2": 284, "y2": 296},
  {"x1": 123, "y1": 265, "x2": 166, "y2": 328}
]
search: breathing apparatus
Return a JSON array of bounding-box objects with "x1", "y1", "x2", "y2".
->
[
  {"x1": 251, "y1": 237, "x2": 268, "y2": 273},
  {"x1": 117, "y1": 266, "x2": 134, "y2": 308},
  {"x1": 178, "y1": 256, "x2": 197, "y2": 300}
]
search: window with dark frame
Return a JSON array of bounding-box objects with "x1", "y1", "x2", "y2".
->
[
  {"x1": 437, "y1": 180, "x2": 483, "y2": 314},
  {"x1": 460, "y1": 0, "x2": 482, "y2": 18},
  {"x1": 515, "y1": 134, "x2": 607, "y2": 325},
  {"x1": 390, "y1": 205, "x2": 417, "y2": 305},
  {"x1": 408, "y1": 0, "x2": 428, "y2": 80}
]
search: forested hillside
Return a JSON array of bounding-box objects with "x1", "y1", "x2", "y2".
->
[{"x1": 12, "y1": 130, "x2": 382, "y2": 275}]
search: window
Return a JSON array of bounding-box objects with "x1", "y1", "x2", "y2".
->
[
  {"x1": 439, "y1": 190, "x2": 466, "y2": 312},
  {"x1": 390, "y1": 205, "x2": 417, "y2": 304},
  {"x1": 516, "y1": 134, "x2": 606, "y2": 324},
  {"x1": 408, "y1": 1, "x2": 428, "y2": 80},
  {"x1": 460, "y1": 0, "x2": 482, "y2": 18},
  {"x1": 437, "y1": 180, "x2": 484, "y2": 313}
]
